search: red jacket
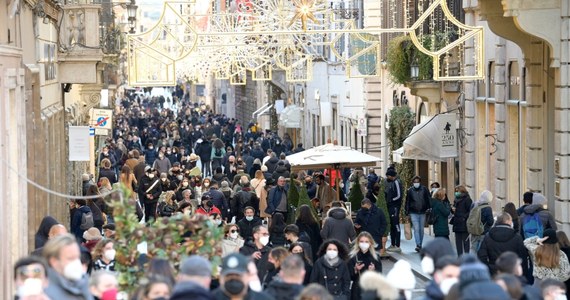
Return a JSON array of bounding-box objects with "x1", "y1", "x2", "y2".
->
[{"x1": 195, "y1": 205, "x2": 222, "y2": 216}]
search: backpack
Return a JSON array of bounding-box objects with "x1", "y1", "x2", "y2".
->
[
  {"x1": 215, "y1": 147, "x2": 222, "y2": 157},
  {"x1": 466, "y1": 203, "x2": 487, "y2": 236},
  {"x1": 80, "y1": 211, "x2": 94, "y2": 230},
  {"x1": 522, "y1": 212, "x2": 544, "y2": 239}
]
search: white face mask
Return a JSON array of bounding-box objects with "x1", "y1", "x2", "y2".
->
[
  {"x1": 161, "y1": 178, "x2": 167, "y2": 182},
  {"x1": 358, "y1": 242, "x2": 370, "y2": 251},
  {"x1": 16, "y1": 278, "x2": 43, "y2": 297},
  {"x1": 439, "y1": 277, "x2": 458, "y2": 295},
  {"x1": 104, "y1": 249, "x2": 116, "y2": 261},
  {"x1": 326, "y1": 250, "x2": 338, "y2": 260},
  {"x1": 148, "y1": 173, "x2": 155, "y2": 179},
  {"x1": 413, "y1": 183, "x2": 420, "y2": 189},
  {"x1": 182, "y1": 182, "x2": 189, "y2": 187},
  {"x1": 431, "y1": 188, "x2": 437, "y2": 193},
  {"x1": 421, "y1": 256, "x2": 435, "y2": 274},
  {"x1": 230, "y1": 232, "x2": 239, "y2": 239},
  {"x1": 177, "y1": 175, "x2": 184, "y2": 181},
  {"x1": 555, "y1": 294, "x2": 568, "y2": 300},
  {"x1": 259, "y1": 236, "x2": 270, "y2": 246},
  {"x1": 215, "y1": 219, "x2": 222, "y2": 226},
  {"x1": 249, "y1": 279, "x2": 263, "y2": 292},
  {"x1": 63, "y1": 259, "x2": 85, "y2": 281}
]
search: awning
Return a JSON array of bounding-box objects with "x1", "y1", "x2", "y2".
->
[
  {"x1": 392, "y1": 113, "x2": 458, "y2": 161},
  {"x1": 278, "y1": 105, "x2": 303, "y2": 128},
  {"x1": 252, "y1": 103, "x2": 273, "y2": 120},
  {"x1": 286, "y1": 143, "x2": 382, "y2": 171}
]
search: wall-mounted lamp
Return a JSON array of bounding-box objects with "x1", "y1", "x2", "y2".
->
[{"x1": 126, "y1": 0, "x2": 138, "y2": 34}]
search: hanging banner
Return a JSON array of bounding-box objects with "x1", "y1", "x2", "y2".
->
[
  {"x1": 320, "y1": 101, "x2": 332, "y2": 127},
  {"x1": 438, "y1": 113, "x2": 457, "y2": 158},
  {"x1": 69, "y1": 126, "x2": 90, "y2": 161}
]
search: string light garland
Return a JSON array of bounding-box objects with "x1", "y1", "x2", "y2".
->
[{"x1": 127, "y1": 0, "x2": 485, "y2": 86}]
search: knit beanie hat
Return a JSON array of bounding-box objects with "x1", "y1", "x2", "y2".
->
[
  {"x1": 459, "y1": 254, "x2": 490, "y2": 289},
  {"x1": 532, "y1": 193, "x2": 546, "y2": 206}
]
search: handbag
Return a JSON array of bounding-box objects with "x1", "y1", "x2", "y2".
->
[
  {"x1": 426, "y1": 208, "x2": 437, "y2": 225},
  {"x1": 404, "y1": 221, "x2": 412, "y2": 240}
]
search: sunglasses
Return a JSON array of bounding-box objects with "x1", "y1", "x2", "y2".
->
[
  {"x1": 230, "y1": 229, "x2": 239, "y2": 233},
  {"x1": 17, "y1": 266, "x2": 44, "y2": 280}
]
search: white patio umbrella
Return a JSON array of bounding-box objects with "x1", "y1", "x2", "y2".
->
[{"x1": 286, "y1": 143, "x2": 382, "y2": 172}]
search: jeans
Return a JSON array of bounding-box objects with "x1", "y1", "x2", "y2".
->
[
  {"x1": 410, "y1": 213, "x2": 426, "y2": 247},
  {"x1": 388, "y1": 203, "x2": 401, "y2": 247},
  {"x1": 201, "y1": 161, "x2": 212, "y2": 177},
  {"x1": 470, "y1": 234, "x2": 484, "y2": 253}
]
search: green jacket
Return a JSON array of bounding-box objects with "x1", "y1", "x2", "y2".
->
[{"x1": 430, "y1": 198, "x2": 451, "y2": 236}]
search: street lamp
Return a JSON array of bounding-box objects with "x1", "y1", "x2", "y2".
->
[
  {"x1": 127, "y1": 0, "x2": 138, "y2": 34},
  {"x1": 410, "y1": 62, "x2": 419, "y2": 80}
]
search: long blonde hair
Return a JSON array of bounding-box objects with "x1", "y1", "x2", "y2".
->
[
  {"x1": 535, "y1": 243, "x2": 561, "y2": 268},
  {"x1": 349, "y1": 231, "x2": 378, "y2": 260}
]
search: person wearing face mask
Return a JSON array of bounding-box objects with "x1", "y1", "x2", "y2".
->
[
  {"x1": 169, "y1": 255, "x2": 212, "y2": 300},
  {"x1": 404, "y1": 176, "x2": 432, "y2": 252},
  {"x1": 212, "y1": 253, "x2": 273, "y2": 300},
  {"x1": 239, "y1": 225, "x2": 273, "y2": 282},
  {"x1": 153, "y1": 151, "x2": 172, "y2": 176},
  {"x1": 347, "y1": 232, "x2": 383, "y2": 300},
  {"x1": 145, "y1": 142, "x2": 158, "y2": 166},
  {"x1": 310, "y1": 239, "x2": 351, "y2": 299},
  {"x1": 237, "y1": 207, "x2": 263, "y2": 242},
  {"x1": 92, "y1": 240, "x2": 116, "y2": 272},
  {"x1": 222, "y1": 224, "x2": 245, "y2": 257},
  {"x1": 289, "y1": 242, "x2": 313, "y2": 285},
  {"x1": 43, "y1": 234, "x2": 93, "y2": 300},
  {"x1": 210, "y1": 213, "x2": 224, "y2": 227},
  {"x1": 450, "y1": 185, "x2": 473, "y2": 256},
  {"x1": 265, "y1": 254, "x2": 306, "y2": 300},
  {"x1": 13, "y1": 256, "x2": 51, "y2": 300},
  {"x1": 138, "y1": 167, "x2": 163, "y2": 222},
  {"x1": 422, "y1": 256, "x2": 460, "y2": 300},
  {"x1": 354, "y1": 199, "x2": 387, "y2": 252},
  {"x1": 477, "y1": 212, "x2": 528, "y2": 276},
  {"x1": 542, "y1": 279, "x2": 568, "y2": 300},
  {"x1": 196, "y1": 195, "x2": 222, "y2": 216},
  {"x1": 207, "y1": 181, "x2": 231, "y2": 221},
  {"x1": 263, "y1": 247, "x2": 290, "y2": 288},
  {"x1": 158, "y1": 172, "x2": 172, "y2": 192},
  {"x1": 175, "y1": 178, "x2": 195, "y2": 203},
  {"x1": 88, "y1": 270, "x2": 118, "y2": 300}
]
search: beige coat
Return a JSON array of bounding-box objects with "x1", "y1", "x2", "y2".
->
[{"x1": 251, "y1": 178, "x2": 269, "y2": 218}]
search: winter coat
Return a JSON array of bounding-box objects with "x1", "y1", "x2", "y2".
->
[
  {"x1": 477, "y1": 225, "x2": 528, "y2": 275},
  {"x1": 237, "y1": 217, "x2": 263, "y2": 242},
  {"x1": 98, "y1": 168, "x2": 117, "y2": 184},
  {"x1": 423, "y1": 280, "x2": 444, "y2": 300},
  {"x1": 211, "y1": 288, "x2": 273, "y2": 300},
  {"x1": 170, "y1": 280, "x2": 214, "y2": 300},
  {"x1": 430, "y1": 198, "x2": 451, "y2": 236},
  {"x1": 195, "y1": 205, "x2": 222, "y2": 216},
  {"x1": 405, "y1": 185, "x2": 431, "y2": 214},
  {"x1": 35, "y1": 216, "x2": 58, "y2": 249},
  {"x1": 138, "y1": 176, "x2": 162, "y2": 204},
  {"x1": 195, "y1": 141, "x2": 212, "y2": 162},
  {"x1": 232, "y1": 189, "x2": 259, "y2": 220},
  {"x1": 524, "y1": 236, "x2": 570, "y2": 282},
  {"x1": 211, "y1": 144, "x2": 226, "y2": 160},
  {"x1": 520, "y1": 204, "x2": 558, "y2": 232},
  {"x1": 321, "y1": 208, "x2": 356, "y2": 248},
  {"x1": 266, "y1": 185, "x2": 289, "y2": 215},
  {"x1": 347, "y1": 251, "x2": 383, "y2": 300},
  {"x1": 153, "y1": 157, "x2": 172, "y2": 175},
  {"x1": 366, "y1": 173, "x2": 378, "y2": 191},
  {"x1": 451, "y1": 193, "x2": 472, "y2": 233},
  {"x1": 158, "y1": 201, "x2": 177, "y2": 217},
  {"x1": 145, "y1": 149, "x2": 158, "y2": 166},
  {"x1": 207, "y1": 189, "x2": 230, "y2": 218},
  {"x1": 265, "y1": 157, "x2": 280, "y2": 173},
  {"x1": 460, "y1": 280, "x2": 510, "y2": 300},
  {"x1": 473, "y1": 202, "x2": 495, "y2": 235},
  {"x1": 265, "y1": 281, "x2": 304, "y2": 300},
  {"x1": 296, "y1": 220, "x2": 322, "y2": 259},
  {"x1": 251, "y1": 148, "x2": 265, "y2": 161},
  {"x1": 310, "y1": 256, "x2": 351, "y2": 299},
  {"x1": 240, "y1": 241, "x2": 272, "y2": 281},
  {"x1": 71, "y1": 205, "x2": 92, "y2": 241},
  {"x1": 272, "y1": 165, "x2": 290, "y2": 182},
  {"x1": 354, "y1": 203, "x2": 387, "y2": 246},
  {"x1": 221, "y1": 237, "x2": 244, "y2": 258},
  {"x1": 44, "y1": 268, "x2": 93, "y2": 300}
]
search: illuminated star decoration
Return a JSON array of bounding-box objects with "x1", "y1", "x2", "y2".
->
[{"x1": 288, "y1": 0, "x2": 320, "y2": 31}]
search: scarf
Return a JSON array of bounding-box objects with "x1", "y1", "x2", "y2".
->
[{"x1": 324, "y1": 255, "x2": 339, "y2": 267}]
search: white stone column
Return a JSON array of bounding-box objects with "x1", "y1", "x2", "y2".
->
[
  {"x1": 494, "y1": 37, "x2": 507, "y2": 210},
  {"x1": 525, "y1": 41, "x2": 545, "y2": 194},
  {"x1": 462, "y1": 3, "x2": 477, "y2": 195},
  {"x1": 555, "y1": 1, "x2": 570, "y2": 232}
]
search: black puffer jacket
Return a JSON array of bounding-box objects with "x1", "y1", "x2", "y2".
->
[
  {"x1": 239, "y1": 241, "x2": 272, "y2": 282},
  {"x1": 452, "y1": 193, "x2": 472, "y2": 233},
  {"x1": 477, "y1": 224, "x2": 528, "y2": 275},
  {"x1": 321, "y1": 208, "x2": 356, "y2": 248},
  {"x1": 272, "y1": 164, "x2": 290, "y2": 182}
]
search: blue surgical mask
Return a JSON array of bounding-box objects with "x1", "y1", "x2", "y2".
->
[{"x1": 246, "y1": 216, "x2": 254, "y2": 221}]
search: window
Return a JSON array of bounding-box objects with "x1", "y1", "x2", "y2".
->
[{"x1": 44, "y1": 43, "x2": 56, "y2": 81}]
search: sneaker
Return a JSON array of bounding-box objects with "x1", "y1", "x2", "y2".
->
[
  {"x1": 393, "y1": 246, "x2": 402, "y2": 253},
  {"x1": 415, "y1": 245, "x2": 421, "y2": 252},
  {"x1": 386, "y1": 246, "x2": 397, "y2": 252}
]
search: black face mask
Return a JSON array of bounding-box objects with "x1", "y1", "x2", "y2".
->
[
  {"x1": 224, "y1": 279, "x2": 245, "y2": 295},
  {"x1": 206, "y1": 201, "x2": 213, "y2": 208}
]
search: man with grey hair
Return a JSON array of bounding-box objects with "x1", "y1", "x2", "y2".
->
[
  {"x1": 89, "y1": 270, "x2": 118, "y2": 300},
  {"x1": 265, "y1": 254, "x2": 305, "y2": 300},
  {"x1": 266, "y1": 176, "x2": 289, "y2": 221},
  {"x1": 170, "y1": 255, "x2": 213, "y2": 300}
]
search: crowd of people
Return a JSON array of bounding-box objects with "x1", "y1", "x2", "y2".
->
[{"x1": 13, "y1": 94, "x2": 570, "y2": 300}]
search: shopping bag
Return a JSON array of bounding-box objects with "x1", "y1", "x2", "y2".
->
[{"x1": 404, "y1": 222, "x2": 412, "y2": 240}]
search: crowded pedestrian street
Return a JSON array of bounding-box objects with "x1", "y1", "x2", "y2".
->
[{"x1": 2, "y1": 0, "x2": 570, "y2": 299}]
